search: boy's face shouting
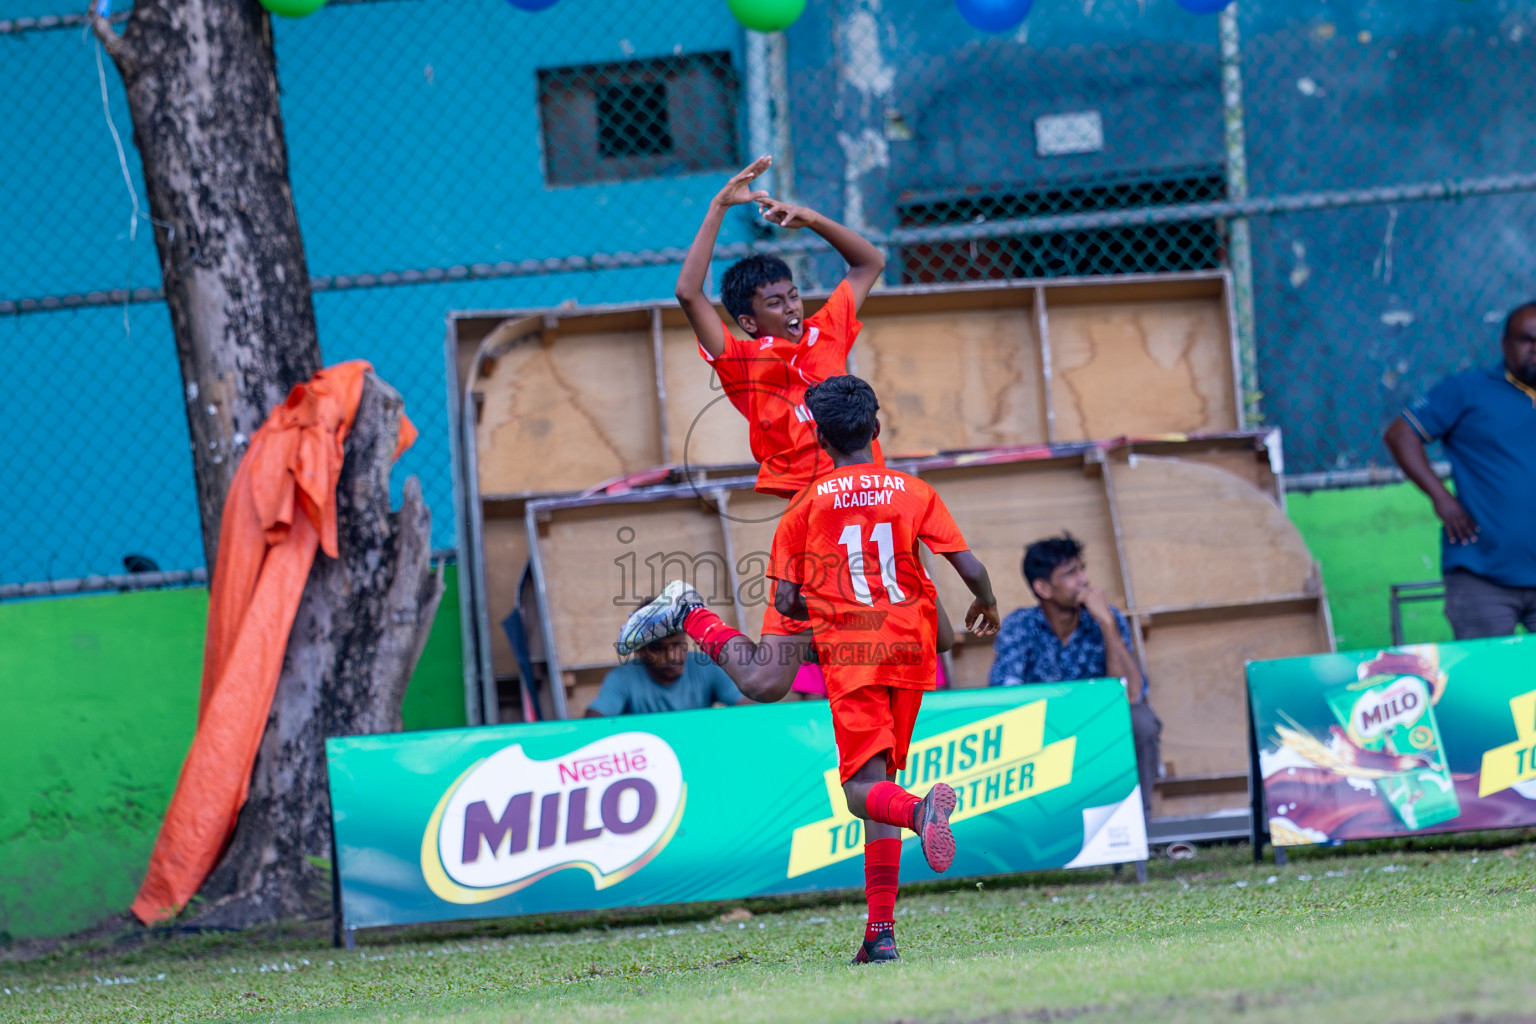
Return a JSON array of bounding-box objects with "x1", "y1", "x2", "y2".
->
[{"x1": 740, "y1": 279, "x2": 804, "y2": 341}]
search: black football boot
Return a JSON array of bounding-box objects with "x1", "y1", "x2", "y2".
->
[{"x1": 851, "y1": 928, "x2": 900, "y2": 965}]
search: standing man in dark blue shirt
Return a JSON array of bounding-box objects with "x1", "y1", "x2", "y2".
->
[
  {"x1": 1385, "y1": 304, "x2": 1536, "y2": 639},
  {"x1": 988, "y1": 534, "x2": 1162, "y2": 816}
]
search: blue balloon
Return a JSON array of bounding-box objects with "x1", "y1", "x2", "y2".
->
[
  {"x1": 955, "y1": 0, "x2": 1032, "y2": 33},
  {"x1": 1174, "y1": 0, "x2": 1234, "y2": 12},
  {"x1": 506, "y1": 0, "x2": 559, "y2": 10}
]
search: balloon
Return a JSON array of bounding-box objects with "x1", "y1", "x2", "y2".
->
[
  {"x1": 955, "y1": 0, "x2": 1033, "y2": 34},
  {"x1": 1173, "y1": 0, "x2": 1234, "y2": 12},
  {"x1": 726, "y1": 0, "x2": 807, "y2": 32},
  {"x1": 259, "y1": 0, "x2": 326, "y2": 17},
  {"x1": 507, "y1": 0, "x2": 561, "y2": 9}
]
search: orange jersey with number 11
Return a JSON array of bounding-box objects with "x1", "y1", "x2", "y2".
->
[{"x1": 769, "y1": 464, "x2": 967, "y2": 699}]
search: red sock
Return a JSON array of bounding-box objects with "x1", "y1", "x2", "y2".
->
[
  {"x1": 683, "y1": 607, "x2": 744, "y2": 662},
  {"x1": 865, "y1": 781, "x2": 922, "y2": 832},
  {"x1": 864, "y1": 837, "x2": 900, "y2": 940}
]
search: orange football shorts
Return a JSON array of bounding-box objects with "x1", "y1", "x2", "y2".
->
[{"x1": 829, "y1": 684, "x2": 924, "y2": 784}]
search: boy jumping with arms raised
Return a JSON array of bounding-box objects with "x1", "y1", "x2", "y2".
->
[
  {"x1": 674, "y1": 155, "x2": 886, "y2": 499},
  {"x1": 620, "y1": 376, "x2": 1000, "y2": 964},
  {"x1": 648, "y1": 158, "x2": 889, "y2": 687}
]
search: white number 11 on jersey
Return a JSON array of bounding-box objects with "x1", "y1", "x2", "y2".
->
[{"x1": 837, "y1": 522, "x2": 907, "y2": 605}]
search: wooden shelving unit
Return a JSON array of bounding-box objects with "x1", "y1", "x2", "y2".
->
[{"x1": 445, "y1": 270, "x2": 1331, "y2": 821}]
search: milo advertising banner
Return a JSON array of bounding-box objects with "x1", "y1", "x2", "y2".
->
[
  {"x1": 1247, "y1": 635, "x2": 1536, "y2": 847},
  {"x1": 327, "y1": 682, "x2": 1145, "y2": 929}
]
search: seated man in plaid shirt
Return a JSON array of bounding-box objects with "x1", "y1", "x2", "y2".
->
[{"x1": 988, "y1": 533, "x2": 1162, "y2": 817}]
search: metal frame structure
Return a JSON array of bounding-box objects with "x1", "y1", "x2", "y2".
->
[
  {"x1": 445, "y1": 269, "x2": 1247, "y2": 722},
  {"x1": 1389, "y1": 580, "x2": 1447, "y2": 647}
]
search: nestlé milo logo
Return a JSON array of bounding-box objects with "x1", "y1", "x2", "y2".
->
[
  {"x1": 420, "y1": 731, "x2": 686, "y2": 904},
  {"x1": 1352, "y1": 676, "x2": 1430, "y2": 741}
]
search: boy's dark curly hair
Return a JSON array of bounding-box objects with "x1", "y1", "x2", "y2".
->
[
  {"x1": 804, "y1": 375, "x2": 879, "y2": 454},
  {"x1": 720, "y1": 254, "x2": 794, "y2": 325}
]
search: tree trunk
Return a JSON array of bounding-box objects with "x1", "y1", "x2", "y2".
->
[
  {"x1": 93, "y1": 0, "x2": 319, "y2": 575},
  {"x1": 195, "y1": 375, "x2": 444, "y2": 927},
  {"x1": 91, "y1": 3, "x2": 444, "y2": 927}
]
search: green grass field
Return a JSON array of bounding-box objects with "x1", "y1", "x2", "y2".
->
[{"x1": 6, "y1": 841, "x2": 1536, "y2": 1024}]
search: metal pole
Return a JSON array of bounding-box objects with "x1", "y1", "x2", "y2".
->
[
  {"x1": 1220, "y1": 3, "x2": 1260, "y2": 427},
  {"x1": 329, "y1": 800, "x2": 344, "y2": 948},
  {"x1": 766, "y1": 32, "x2": 797, "y2": 202},
  {"x1": 1248, "y1": 691, "x2": 1267, "y2": 862},
  {"x1": 743, "y1": 31, "x2": 778, "y2": 196},
  {"x1": 524, "y1": 502, "x2": 571, "y2": 721},
  {"x1": 764, "y1": 28, "x2": 815, "y2": 288},
  {"x1": 445, "y1": 323, "x2": 484, "y2": 728},
  {"x1": 833, "y1": 0, "x2": 892, "y2": 271}
]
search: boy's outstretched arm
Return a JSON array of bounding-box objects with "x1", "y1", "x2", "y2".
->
[
  {"x1": 676, "y1": 156, "x2": 773, "y2": 359},
  {"x1": 939, "y1": 550, "x2": 1000, "y2": 637},
  {"x1": 759, "y1": 199, "x2": 886, "y2": 312}
]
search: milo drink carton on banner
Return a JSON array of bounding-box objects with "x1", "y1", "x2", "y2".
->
[{"x1": 1325, "y1": 669, "x2": 1460, "y2": 830}]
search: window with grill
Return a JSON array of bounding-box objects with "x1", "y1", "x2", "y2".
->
[
  {"x1": 597, "y1": 82, "x2": 671, "y2": 158},
  {"x1": 896, "y1": 169, "x2": 1227, "y2": 284},
  {"x1": 538, "y1": 52, "x2": 738, "y2": 187}
]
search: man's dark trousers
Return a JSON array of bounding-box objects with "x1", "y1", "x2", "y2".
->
[
  {"x1": 1444, "y1": 569, "x2": 1536, "y2": 639},
  {"x1": 1129, "y1": 700, "x2": 1162, "y2": 817}
]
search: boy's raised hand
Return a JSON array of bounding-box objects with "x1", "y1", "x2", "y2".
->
[
  {"x1": 758, "y1": 197, "x2": 820, "y2": 230},
  {"x1": 713, "y1": 156, "x2": 773, "y2": 209}
]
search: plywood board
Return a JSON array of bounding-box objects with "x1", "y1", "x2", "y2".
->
[
  {"x1": 1148, "y1": 447, "x2": 1276, "y2": 500},
  {"x1": 475, "y1": 328, "x2": 663, "y2": 495},
  {"x1": 1119, "y1": 437, "x2": 1279, "y2": 502},
  {"x1": 859, "y1": 283, "x2": 1037, "y2": 318},
  {"x1": 537, "y1": 499, "x2": 736, "y2": 670},
  {"x1": 658, "y1": 322, "x2": 755, "y2": 468},
  {"x1": 857, "y1": 306, "x2": 1046, "y2": 455},
  {"x1": 1048, "y1": 298, "x2": 1236, "y2": 441},
  {"x1": 456, "y1": 315, "x2": 545, "y2": 391},
  {"x1": 1143, "y1": 603, "x2": 1330, "y2": 780},
  {"x1": 1111, "y1": 457, "x2": 1318, "y2": 611},
  {"x1": 457, "y1": 275, "x2": 1241, "y2": 501},
  {"x1": 481, "y1": 513, "x2": 531, "y2": 679},
  {"x1": 1042, "y1": 274, "x2": 1223, "y2": 307},
  {"x1": 919, "y1": 460, "x2": 1125, "y2": 640}
]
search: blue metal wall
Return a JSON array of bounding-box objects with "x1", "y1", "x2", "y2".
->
[
  {"x1": 2, "y1": 0, "x2": 1533, "y2": 582},
  {"x1": 0, "y1": 0, "x2": 751, "y2": 581}
]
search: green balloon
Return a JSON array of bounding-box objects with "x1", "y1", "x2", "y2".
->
[
  {"x1": 260, "y1": 0, "x2": 327, "y2": 18},
  {"x1": 726, "y1": 0, "x2": 807, "y2": 32}
]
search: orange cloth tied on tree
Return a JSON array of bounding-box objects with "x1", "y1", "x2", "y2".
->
[{"x1": 132, "y1": 360, "x2": 415, "y2": 925}]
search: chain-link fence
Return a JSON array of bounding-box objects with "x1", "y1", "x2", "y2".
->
[{"x1": 3, "y1": 0, "x2": 1533, "y2": 586}]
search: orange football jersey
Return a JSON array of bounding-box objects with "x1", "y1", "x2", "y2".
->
[
  {"x1": 768, "y1": 464, "x2": 967, "y2": 698},
  {"x1": 700, "y1": 280, "x2": 884, "y2": 497}
]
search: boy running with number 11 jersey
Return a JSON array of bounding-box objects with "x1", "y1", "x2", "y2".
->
[{"x1": 620, "y1": 375, "x2": 1000, "y2": 963}]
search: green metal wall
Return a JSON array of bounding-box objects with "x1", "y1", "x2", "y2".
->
[
  {"x1": 0, "y1": 567, "x2": 464, "y2": 942},
  {"x1": 1287, "y1": 483, "x2": 1451, "y2": 651}
]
